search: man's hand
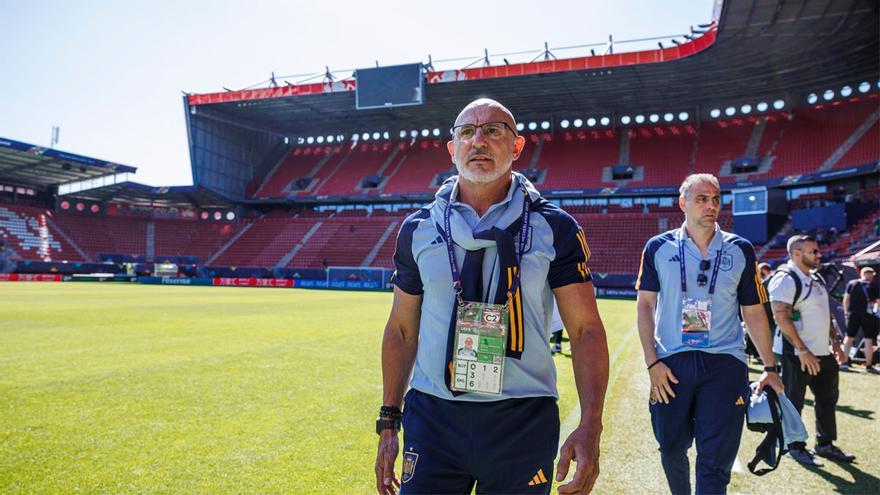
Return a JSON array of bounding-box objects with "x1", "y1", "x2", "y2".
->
[
  {"x1": 756, "y1": 371, "x2": 784, "y2": 395},
  {"x1": 833, "y1": 344, "x2": 848, "y2": 365},
  {"x1": 648, "y1": 361, "x2": 679, "y2": 404},
  {"x1": 798, "y1": 350, "x2": 821, "y2": 375},
  {"x1": 375, "y1": 430, "x2": 400, "y2": 495},
  {"x1": 555, "y1": 424, "x2": 601, "y2": 494}
]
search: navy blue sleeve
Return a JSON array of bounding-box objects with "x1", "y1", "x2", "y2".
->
[
  {"x1": 542, "y1": 204, "x2": 592, "y2": 289},
  {"x1": 635, "y1": 237, "x2": 662, "y2": 292},
  {"x1": 389, "y1": 210, "x2": 426, "y2": 295},
  {"x1": 732, "y1": 237, "x2": 766, "y2": 305}
]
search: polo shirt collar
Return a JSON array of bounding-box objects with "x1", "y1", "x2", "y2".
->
[
  {"x1": 786, "y1": 260, "x2": 811, "y2": 281},
  {"x1": 677, "y1": 222, "x2": 723, "y2": 253}
]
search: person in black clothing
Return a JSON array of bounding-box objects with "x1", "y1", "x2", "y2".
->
[{"x1": 842, "y1": 267, "x2": 879, "y2": 372}]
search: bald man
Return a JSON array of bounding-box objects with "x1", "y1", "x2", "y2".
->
[{"x1": 375, "y1": 99, "x2": 609, "y2": 495}]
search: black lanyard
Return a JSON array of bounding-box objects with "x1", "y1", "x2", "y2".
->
[
  {"x1": 679, "y1": 236, "x2": 723, "y2": 295},
  {"x1": 443, "y1": 179, "x2": 531, "y2": 305}
]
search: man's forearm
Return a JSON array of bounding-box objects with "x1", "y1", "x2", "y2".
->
[
  {"x1": 381, "y1": 325, "x2": 418, "y2": 408},
  {"x1": 636, "y1": 301, "x2": 658, "y2": 365},
  {"x1": 741, "y1": 305, "x2": 777, "y2": 366},
  {"x1": 569, "y1": 322, "x2": 609, "y2": 428},
  {"x1": 776, "y1": 316, "x2": 807, "y2": 351}
]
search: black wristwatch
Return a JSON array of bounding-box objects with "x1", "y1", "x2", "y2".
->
[
  {"x1": 763, "y1": 364, "x2": 781, "y2": 373},
  {"x1": 376, "y1": 406, "x2": 402, "y2": 435}
]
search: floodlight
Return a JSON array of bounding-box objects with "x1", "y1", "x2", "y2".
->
[
  {"x1": 756, "y1": 102, "x2": 768, "y2": 112},
  {"x1": 709, "y1": 108, "x2": 721, "y2": 118},
  {"x1": 410, "y1": 130, "x2": 419, "y2": 138},
  {"x1": 773, "y1": 100, "x2": 784, "y2": 110},
  {"x1": 840, "y1": 85, "x2": 852, "y2": 97},
  {"x1": 226, "y1": 212, "x2": 236, "y2": 221},
  {"x1": 528, "y1": 122, "x2": 537, "y2": 131},
  {"x1": 560, "y1": 119, "x2": 570, "y2": 129},
  {"x1": 540, "y1": 121, "x2": 550, "y2": 130},
  {"x1": 600, "y1": 117, "x2": 610, "y2": 126},
  {"x1": 516, "y1": 122, "x2": 525, "y2": 132},
  {"x1": 807, "y1": 93, "x2": 818, "y2": 104},
  {"x1": 432, "y1": 128, "x2": 440, "y2": 136},
  {"x1": 327, "y1": 135, "x2": 335, "y2": 143},
  {"x1": 362, "y1": 133, "x2": 370, "y2": 141},
  {"x1": 307, "y1": 136, "x2": 315, "y2": 144},
  {"x1": 421, "y1": 129, "x2": 429, "y2": 137},
  {"x1": 741, "y1": 104, "x2": 752, "y2": 114},
  {"x1": 678, "y1": 112, "x2": 689, "y2": 121},
  {"x1": 858, "y1": 82, "x2": 870, "y2": 93},
  {"x1": 316, "y1": 136, "x2": 324, "y2": 144},
  {"x1": 663, "y1": 113, "x2": 674, "y2": 122},
  {"x1": 584, "y1": 118, "x2": 594, "y2": 127},
  {"x1": 822, "y1": 90, "x2": 834, "y2": 101},
  {"x1": 620, "y1": 115, "x2": 631, "y2": 125},
  {"x1": 725, "y1": 106, "x2": 735, "y2": 117},
  {"x1": 573, "y1": 118, "x2": 584, "y2": 128},
  {"x1": 399, "y1": 130, "x2": 407, "y2": 138},
  {"x1": 649, "y1": 114, "x2": 659, "y2": 123},
  {"x1": 635, "y1": 115, "x2": 645, "y2": 124},
  {"x1": 372, "y1": 132, "x2": 381, "y2": 140}
]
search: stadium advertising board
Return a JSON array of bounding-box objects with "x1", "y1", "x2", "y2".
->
[{"x1": 0, "y1": 274, "x2": 63, "y2": 282}]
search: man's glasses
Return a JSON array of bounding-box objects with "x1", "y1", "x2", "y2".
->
[
  {"x1": 697, "y1": 259, "x2": 711, "y2": 287},
  {"x1": 450, "y1": 122, "x2": 517, "y2": 140}
]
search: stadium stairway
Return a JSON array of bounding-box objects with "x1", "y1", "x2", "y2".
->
[
  {"x1": 206, "y1": 222, "x2": 253, "y2": 265},
  {"x1": 361, "y1": 220, "x2": 399, "y2": 266},
  {"x1": 275, "y1": 221, "x2": 322, "y2": 268},
  {"x1": 822, "y1": 105, "x2": 880, "y2": 170}
]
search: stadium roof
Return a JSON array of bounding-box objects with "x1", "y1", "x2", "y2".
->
[
  {"x1": 185, "y1": 0, "x2": 879, "y2": 137},
  {"x1": 60, "y1": 182, "x2": 233, "y2": 208},
  {"x1": 0, "y1": 137, "x2": 137, "y2": 189}
]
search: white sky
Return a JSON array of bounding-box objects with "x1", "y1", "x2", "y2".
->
[{"x1": 0, "y1": 0, "x2": 714, "y2": 186}]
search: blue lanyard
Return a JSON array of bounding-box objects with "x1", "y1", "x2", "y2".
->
[
  {"x1": 678, "y1": 237, "x2": 723, "y2": 295},
  {"x1": 444, "y1": 179, "x2": 531, "y2": 305}
]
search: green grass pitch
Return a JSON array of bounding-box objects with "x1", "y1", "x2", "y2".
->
[{"x1": 1, "y1": 283, "x2": 877, "y2": 493}]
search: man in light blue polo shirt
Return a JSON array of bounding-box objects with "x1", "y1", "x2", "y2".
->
[
  {"x1": 374, "y1": 99, "x2": 610, "y2": 495},
  {"x1": 636, "y1": 173, "x2": 783, "y2": 495}
]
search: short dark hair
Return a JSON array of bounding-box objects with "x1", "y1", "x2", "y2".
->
[{"x1": 786, "y1": 234, "x2": 816, "y2": 255}]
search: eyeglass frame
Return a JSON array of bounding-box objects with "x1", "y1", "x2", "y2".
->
[{"x1": 449, "y1": 121, "x2": 518, "y2": 140}]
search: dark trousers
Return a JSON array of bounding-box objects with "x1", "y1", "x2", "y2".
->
[
  {"x1": 401, "y1": 389, "x2": 560, "y2": 495},
  {"x1": 781, "y1": 353, "x2": 839, "y2": 448},
  {"x1": 650, "y1": 351, "x2": 749, "y2": 495}
]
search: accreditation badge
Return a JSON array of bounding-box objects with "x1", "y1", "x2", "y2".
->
[
  {"x1": 451, "y1": 301, "x2": 508, "y2": 395},
  {"x1": 681, "y1": 297, "x2": 711, "y2": 348}
]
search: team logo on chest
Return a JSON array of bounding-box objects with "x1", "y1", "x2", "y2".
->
[
  {"x1": 402, "y1": 451, "x2": 419, "y2": 483},
  {"x1": 719, "y1": 254, "x2": 733, "y2": 271}
]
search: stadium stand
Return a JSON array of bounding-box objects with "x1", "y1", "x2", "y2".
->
[
  {"x1": 538, "y1": 131, "x2": 620, "y2": 189},
  {"x1": 378, "y1": 140, "x2": 450, "y2": 195},
  {"x1": 0, "y1": 205, "x2": 85, "y2": 262}
]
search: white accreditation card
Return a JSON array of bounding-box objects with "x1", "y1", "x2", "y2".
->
[{"x1": 451, "y1": 301, "x2": 508, "y2": 395}]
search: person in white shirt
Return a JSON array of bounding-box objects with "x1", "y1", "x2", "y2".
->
[{"x1": 768, "y1": 234, "x2": 855, "y2": 467}]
